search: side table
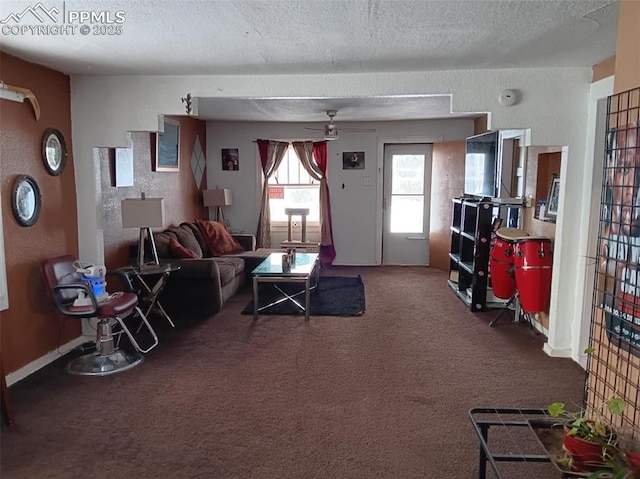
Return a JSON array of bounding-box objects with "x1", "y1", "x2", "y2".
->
[
  {"x1": 469, "y1": 407, "x2": 576, "y2": 478},
  {"x1": 119, "y1": 264, "x2": 181, "y2": 328}
]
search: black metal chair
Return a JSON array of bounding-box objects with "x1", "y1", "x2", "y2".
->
[{"x1": 41, "y1": 255, "x2": 158, "y2": 376}]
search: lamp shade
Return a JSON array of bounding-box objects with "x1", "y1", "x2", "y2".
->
[
  {"x1": 203, "y1": 188, "x2": 232, "y2": 207},
  {"x1": 121, "y1": 198, "x2": 165, "y2": 228}
]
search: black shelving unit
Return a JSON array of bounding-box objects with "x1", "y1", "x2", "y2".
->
[{"x1": 448, "y1": 197, "x2": 493, "y2": 311}]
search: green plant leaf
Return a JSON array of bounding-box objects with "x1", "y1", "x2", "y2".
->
[
  {"x1": 593, "y1": 421, "x2": 607, "y2": 437},
  {"x1": 556, "y1": 455, "x2": 573, "y2": 471},
  {"x1": 607, "y1": 397, "x2": 626, "y2": 415},
  {"x1": 548, "y1": 402, "x2": 566, "y2": 417}
]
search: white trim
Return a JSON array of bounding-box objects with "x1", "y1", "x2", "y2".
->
[
  {"x1": 572, "y1": 75, "x2": 614, "y2": 365},
  {"x1": 542, "y1": 343, "x2": 573, "y2": 358},
  {"x1": 528, "y1": 317, "x2": 549, "y2": 337},
  {"x1": 375, "y1": 136, "x2": 443, "y2": 265},
  {"x1": 5, "y1": 335, "x2": 92, "y2": 386}
]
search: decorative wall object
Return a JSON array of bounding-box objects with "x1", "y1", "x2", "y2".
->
[
  {"x1": 545, "y1": 174, "x2": 560, "y2": 218},
  {"x1": 342, "y1": 151, "x2": 365, "y2": 169},
  {"x1": 0, "y1": 81, "x2": 41, "y2": 120},
  {"x1": 588, "y1": 86, "x2": 640, "y2": 431},
  {"x1": 114, "y1": 147, "x2": 134, "y2": 187},
  {"x1": 222, "y1": 148, "x2": 239, "y2": 171},
  {"x1": 11, "y1": 175, "x2": 41, "y2": 227},
  {"x1": 190, "y1": 135, "x2": 205, "y2": 188},
  {"x1": 41, "y1": 128, "x2": 67, "y2": 176},
  {"x1": 181, "y1": 93, "x2": 193, "y2": 115},
  {"x1": 155, "y1": 118, "x2": 180, "y2": 172}
]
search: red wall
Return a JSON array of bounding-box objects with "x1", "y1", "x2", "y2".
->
[{"x1": 0, "y1": 52, "x2": 81, "y2": 374}]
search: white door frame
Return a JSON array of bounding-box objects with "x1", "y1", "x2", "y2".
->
[{"x1": 376, "y1": 136, "x2": 443, "y2": 265}]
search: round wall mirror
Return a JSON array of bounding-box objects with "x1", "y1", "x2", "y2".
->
[
  {"x1": 41, "y1": 128, "x2": 67, "y2": 176},
  {"x1": 11, "y1": 175, "x2": 41, "y2": 227}
]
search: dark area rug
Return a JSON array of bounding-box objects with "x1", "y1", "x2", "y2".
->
[{"x1": 241, "y1": 275, "x2": 365, "y2": 316}]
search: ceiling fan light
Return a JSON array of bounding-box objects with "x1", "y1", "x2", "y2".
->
[{"x1": 324, "y1": 129, "x2": 339, "y2": 140}]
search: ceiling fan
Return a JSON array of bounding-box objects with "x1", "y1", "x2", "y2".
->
[{"x1": 305, "y1": 110, "x2": 376, "y2": 141}]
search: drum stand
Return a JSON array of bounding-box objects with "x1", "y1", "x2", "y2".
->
[{"x1": 489, "y1": 292, "x2": 520, "y2": 327}]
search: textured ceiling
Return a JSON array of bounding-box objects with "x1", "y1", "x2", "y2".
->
[{"x1": 0, "y1": 0, "x2": 619, "y2": 121}]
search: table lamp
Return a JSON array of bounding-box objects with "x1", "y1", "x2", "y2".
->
[
  {"x1": 121, "y1": 193, "x2": 165, "y2": 268},
  {"x1": 203, "y1": 188, "x2": 232, "y2": 225}
]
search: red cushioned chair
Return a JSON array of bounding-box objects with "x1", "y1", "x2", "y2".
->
[{"x1": 41, "y1": 255, "x2": 158, "y2": 376}]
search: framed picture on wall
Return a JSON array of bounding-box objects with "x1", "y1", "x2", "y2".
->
[
  {"x1": 155, "y1": 118, "x2": 180, "y2": 172},
  {"x1": 343, "y1": 151, "x2": 364, "y2": 169},
  {"x1": 546, "y1": 174, "x2": 560, "y2": 218},
  {"x1": 222, "y1": 148, "x2": 239, "y2": 171}
]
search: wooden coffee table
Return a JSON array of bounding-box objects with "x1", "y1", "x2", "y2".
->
[{"x1": 251, "y1": 252, "x2": 320, "y2": 321}]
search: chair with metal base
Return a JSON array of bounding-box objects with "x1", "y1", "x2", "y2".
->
[{"x1": 41, "y1": 255, "x2": 159, "y2": 376}]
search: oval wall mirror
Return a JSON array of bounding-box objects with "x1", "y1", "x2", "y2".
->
[
  {"x1": 11, "y1": 175, "x2": 41, "y2": 227},
  {"x1": 41, "y1": 128, "x2": 67, "y2": 176}
]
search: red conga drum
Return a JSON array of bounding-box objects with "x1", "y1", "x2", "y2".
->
[
  {"x1": 513, "y1": 237, "x2": 553, "y2": 313},
  {"x1": 490, "y1": 228, "x2": 529, "y2": 299}
]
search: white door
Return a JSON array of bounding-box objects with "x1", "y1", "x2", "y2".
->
[{"x1": 382, "y1": 144, "x2": 433, "y2": 265}]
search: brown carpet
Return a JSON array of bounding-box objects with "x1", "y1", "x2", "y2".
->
[{"x1": 0, "y1": 266, "x2": 585, "y2": 479}]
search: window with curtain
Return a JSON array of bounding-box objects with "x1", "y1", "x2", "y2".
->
[{"x1": 268, "y1": 145, "x2": 319, "y2": 224}]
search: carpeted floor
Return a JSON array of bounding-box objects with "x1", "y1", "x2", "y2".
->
[
  {"x1": 0, "y1": 266, "x2": 586, "y2": 479},
  {"x1": 241, "y1": 275, "x2": 365, "y2": 316}
]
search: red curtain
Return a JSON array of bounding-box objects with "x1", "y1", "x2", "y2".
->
[
  {"x1": 257, "y1": 139, "x2": 269, "y2": 169},
  {"x1": 312, "y1": 141, "x2": 336, "y2": 265}
]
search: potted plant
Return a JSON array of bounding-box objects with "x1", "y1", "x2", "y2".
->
[
  {"x1": 585, "y1": 446, "x2": 639, "y2": 479},
  {"x1": 548, "y1": 397, "x2": 626, "y2": 472}
]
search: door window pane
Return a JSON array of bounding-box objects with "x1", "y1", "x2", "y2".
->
[
  {"x1": 390, "y1": 196, "x2": 424, "y2": 233},
  {"x1": 392, "y1": 155, "x2": 425, "y2": 194}
]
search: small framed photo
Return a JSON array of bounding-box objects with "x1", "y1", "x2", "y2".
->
[
  {"x1": 222, "y1": 148, "x2": 239, "y2": 171},
  {"x1": 343, "y1": 151, "x2": 364, "y2": 169},
  {"x1": 546, "y1": 174, "x2": 560, "y2": 218},
  {"x1": 155, "y1": 118, "x2": 180, "y2": 172}
]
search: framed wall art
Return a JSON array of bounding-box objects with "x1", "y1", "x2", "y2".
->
[
  {"x1": 155, "y1": 118, "x2": 180, "y2": 172},
  {"x1": 222, "y1": 148, "x2": 239, "y2": 171},
  {"x1": 546, "y1": 174, "x2": 560, "y2": 218},
  {"x1": 343, "y1": 151, "x2": 364, "y2": 170}
]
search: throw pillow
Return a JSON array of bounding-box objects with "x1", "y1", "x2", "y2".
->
[
  {"x1": 181, "y1": 222, "x2": 212, "y2": 257},
  {"x1": 169, "y1": 237, "x2": 198, "y2": 259},
  {"x1": 168, "y1": 225, "x2": 203, "y2": 259},
  {"x1": 151, "y1": 231, "x2": 177, "y2": 259},
  {"x1": 195, "y1": 220, "x2": 244, "y2": 257}
]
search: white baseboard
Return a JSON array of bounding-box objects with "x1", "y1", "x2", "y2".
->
[
  {"x1": 529, "y1": 318, "x2": 549, "y2": 336},
  {"x1": 542, "y1": 343, "x2": 572, "y2": 358},
  {"x1": 6, "y1": 335, "x2": 92, "y2": 387}
]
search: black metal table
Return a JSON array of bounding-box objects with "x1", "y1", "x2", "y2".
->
[{"x1": 469, "y1": 407, "x2": 579, "y2": 479}]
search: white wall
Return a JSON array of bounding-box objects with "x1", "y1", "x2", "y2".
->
[
  {"x1": 71, "y1": 67, "x2": 593, "y2": 361},
  {"x1": 207, "y1": 119, "x2": 472, "y2": 265}
]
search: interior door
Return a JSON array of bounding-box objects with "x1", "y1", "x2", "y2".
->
[
  {"x1": 429, "y1": 140, "x2": 466, "y2": 271},
  {"x1": 382, "y1": 144, "x2": 433, "y2": 265}
]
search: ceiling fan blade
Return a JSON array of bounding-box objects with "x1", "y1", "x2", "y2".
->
[
  {"x1": 304, "y1": 127, "x2": 325, "y2": 131},
  {"x1": 341, "y1": 128, "x2": 377, "y2": 132}
]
